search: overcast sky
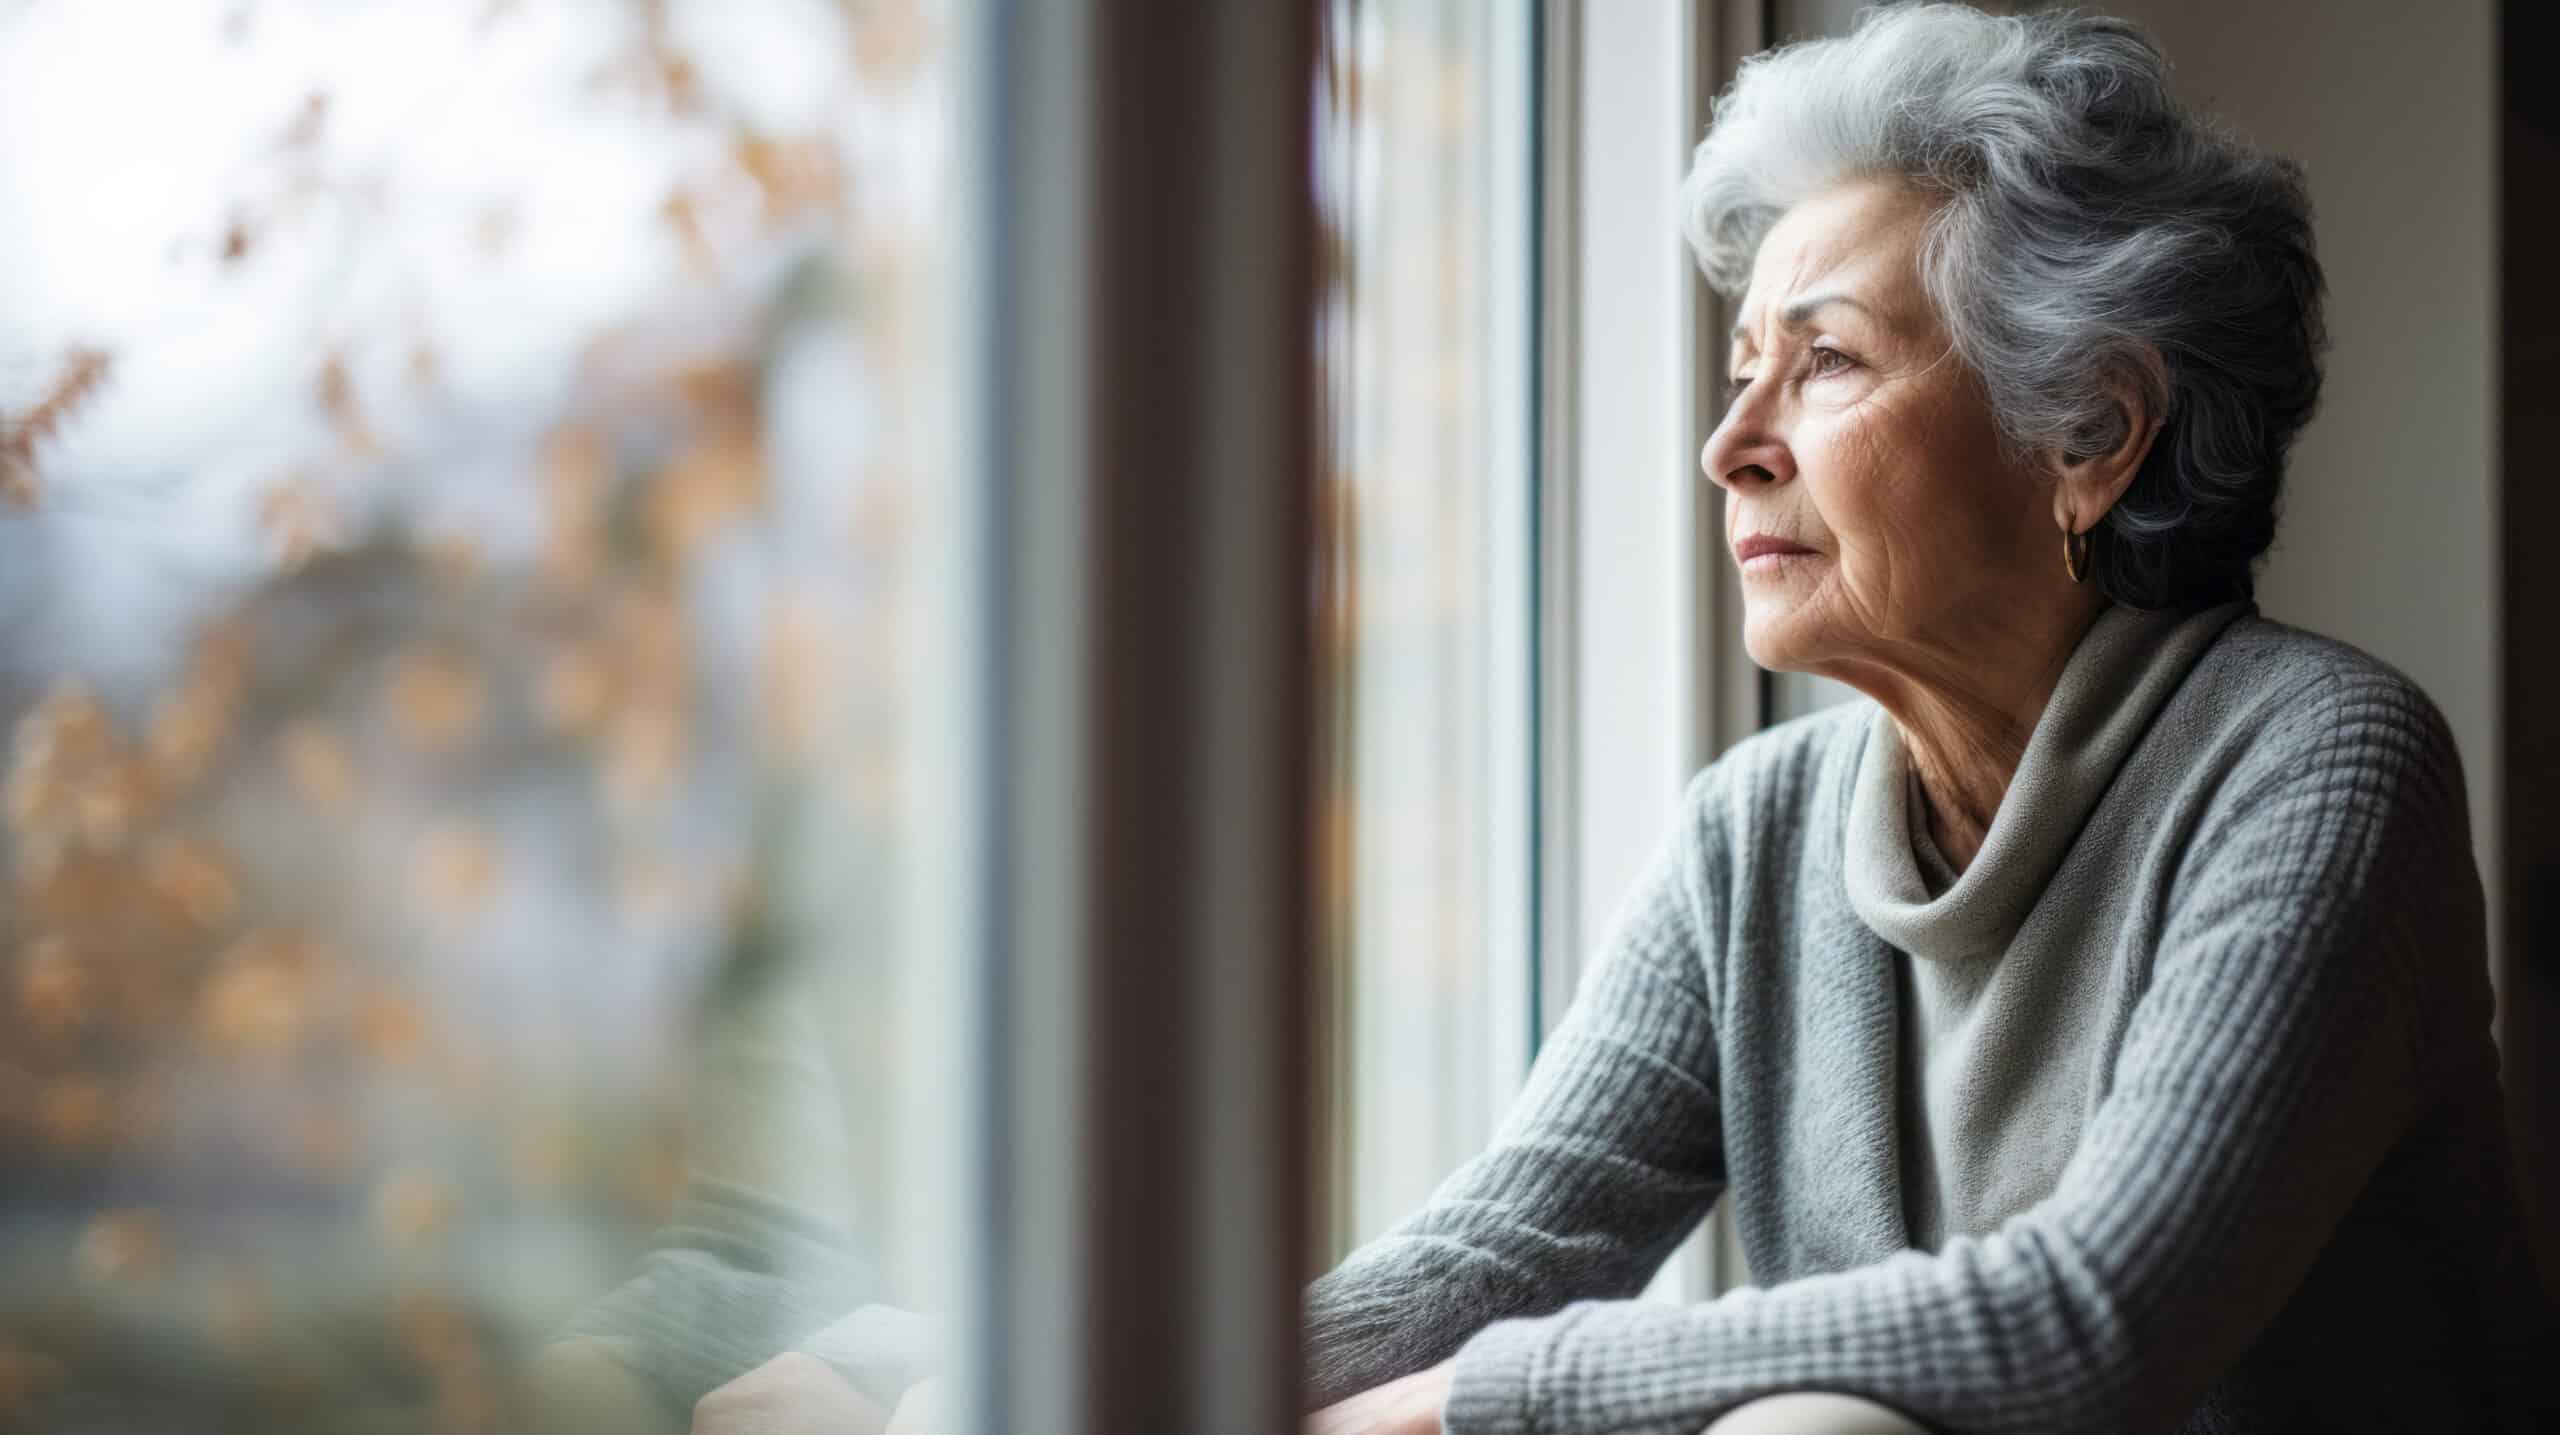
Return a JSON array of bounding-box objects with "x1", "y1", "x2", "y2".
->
[{"x1": 0, "y1": 0, "x2": 923, "y2": 705}]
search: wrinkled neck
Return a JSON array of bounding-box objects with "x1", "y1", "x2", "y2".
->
[{"x1": 1867, "y1": 611, "x2": 2100, "y2": 873}]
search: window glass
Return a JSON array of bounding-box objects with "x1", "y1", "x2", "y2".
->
[
  {"x1": 1313, "y1": 0, "x2": 1535, "y2": 1259},
  {"x1": 0, "y1": 2, "x2": 966, "y2": 1429}
]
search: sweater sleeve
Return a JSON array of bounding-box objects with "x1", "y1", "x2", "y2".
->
[
  {"x1": 555, "y1": 954, "x2": 901, "y2": 1411},
  {"x1": 1303, "y1": 770, "x2": 1732, "y2": 1410},
  {"x1": 1439, "y1": 671, "x2": 2476, "y2": 1435}
]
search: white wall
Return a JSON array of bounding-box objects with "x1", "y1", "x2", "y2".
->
[{"x1": 2106, "y1": 0, "x2": 2501, "y2": 948}]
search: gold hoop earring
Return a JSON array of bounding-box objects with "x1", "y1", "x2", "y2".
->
[{"x1": 2062, "y1": 516, "x2": 2091, "y2": 585}]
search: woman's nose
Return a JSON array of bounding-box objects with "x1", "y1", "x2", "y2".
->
[{"x1": 1700, "y1": 396, "x2": 1794, "y2": 493}]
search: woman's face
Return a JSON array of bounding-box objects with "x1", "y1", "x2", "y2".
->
[{"x1": 1705, "y1": 179, "x2": 2063, "y2": 683}]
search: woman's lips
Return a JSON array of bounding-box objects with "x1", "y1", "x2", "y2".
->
[{"x1": 1732, "y1": 533, "x2": 1818, "y2": 571}]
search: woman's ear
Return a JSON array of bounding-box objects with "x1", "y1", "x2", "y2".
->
[{"x1": 2048, "y1": 353, "x2": 2166, "y2": 534}]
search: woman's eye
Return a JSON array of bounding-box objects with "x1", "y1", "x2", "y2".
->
[
  {"x1": 1725, "y1": 374, "x2": 1756, "y2": 400},
  {"x1": 1809, "y1": 345, "x2": 1853, "y2": 376}
]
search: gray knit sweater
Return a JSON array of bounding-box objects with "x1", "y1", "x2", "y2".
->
[{"x1": 1303, "y1": 601, "x2": 2551, "y2": 1434}]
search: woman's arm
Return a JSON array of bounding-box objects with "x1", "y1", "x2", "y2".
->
[
  {"x1": 1303, "y1": 771, "x2": 1733, "y2": 1410},
  {"x1": 1436, "y1": 672, "x2": 2482, "y2": 1435}
]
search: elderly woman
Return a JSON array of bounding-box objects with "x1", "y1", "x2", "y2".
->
[{"x1": 1302, "y1": 7, "x2": 2548, "y2": 1434}]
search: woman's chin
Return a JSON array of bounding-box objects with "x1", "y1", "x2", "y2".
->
[{"x1": 1740, "y1": 606, "x2": 1813, "y2": 674}]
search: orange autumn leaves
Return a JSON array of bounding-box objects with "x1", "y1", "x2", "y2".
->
[
  {"x1": 0, "y1": 350, "x2": 831, "y2": 1242},
  {"x1": 3, "y1": 660, "x2": 418, "y2": 1113},
  {"x1": 1, "y1": 348, "x2": 112, "y2": 509}
]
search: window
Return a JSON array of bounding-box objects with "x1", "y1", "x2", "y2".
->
[
  {"x1": 0, "y1": 1, "x2": 975, "y2": 1427},
  {"x1": 1312, "y1": 0, "x2": 1539, "y2": 1262},
  {"x1": 1, "y1": 0, "x2": 1792, "y2": 1426}
]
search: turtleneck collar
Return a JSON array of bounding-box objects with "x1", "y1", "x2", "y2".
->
[{"x1": 1844, "y1": 598, "x2": 2253, "y2": 961}]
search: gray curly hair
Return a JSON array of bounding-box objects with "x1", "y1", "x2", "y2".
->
[{"x1": 1682, "y1": 3, "x2": 2326, "y2": 610}]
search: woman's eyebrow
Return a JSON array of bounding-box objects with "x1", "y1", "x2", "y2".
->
[{"x1": 1730, "y1": 291, "x2": 1875, "y2": 344}]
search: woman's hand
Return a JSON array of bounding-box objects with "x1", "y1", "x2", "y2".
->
[
  {"x1": 1304, "y1": 1361, "x2": 1453, "y2": 1435},
  {"x1": 691, "y1": 1352, "x2": 889, "y2": 1435}
]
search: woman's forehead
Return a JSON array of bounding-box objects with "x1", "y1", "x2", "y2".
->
[{"x1": 1737, "y1": 185, "x2": 1938, "y2": 338}]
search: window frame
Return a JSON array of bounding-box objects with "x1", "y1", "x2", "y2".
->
[{"x1": 958, "y1": 2, "x2": 1319, "y2": 1431}]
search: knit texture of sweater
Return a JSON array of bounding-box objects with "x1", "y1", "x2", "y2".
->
[{"x1": 1302, "y1": 602, "x2": 2552, "y2": 1434}]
